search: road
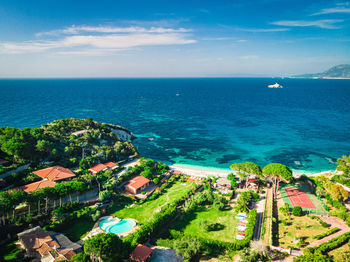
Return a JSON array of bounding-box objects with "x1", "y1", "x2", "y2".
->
[{"x1": 253, "y1": 192, "x2": 266, "y2": 240}]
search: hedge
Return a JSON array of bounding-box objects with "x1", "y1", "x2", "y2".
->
[
  {"x1": 306, "y1": 231, "x2": 350, "y2": 254},
  {"x1": 308, "y1": 215, "x2": 329, "y2": 228},
  {"x1": 312, "y1": 227, "x2": 340, "y2": 240}
]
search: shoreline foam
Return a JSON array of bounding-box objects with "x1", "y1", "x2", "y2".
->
[{"x1": 170, "y1": 163, "x2": 335, "y2": 178}]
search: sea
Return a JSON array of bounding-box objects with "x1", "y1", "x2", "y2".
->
[{"x1": 0, "y1": 78, "x2": 349, "y2": 173}]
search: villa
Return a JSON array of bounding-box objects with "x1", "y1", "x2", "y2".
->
[
  {"x1": 33, "y1": 166, "x2": 76, "y2": 182},
  {"x1": 16, "y1": 180, "x2": 56, "y2": 193},
  {"x1": 18, "y1": 226, "x2": 81, "y2": 262},
  {"x1": 88, "y1": 162, "x2": 118, "y2": 174},
  {"x1": 130, "y1": 244, "x2": 153, "y2": 262},
  {"x1": 125, "y1": 176, "x2": 151, "y2": 194}
]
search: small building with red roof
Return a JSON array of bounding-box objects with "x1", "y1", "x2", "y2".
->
[
  {"x1": 18, "y1": 226, "x2": 81, "y2": 262},
  {"x1": 17, "y1": 180, "x2": 56, "y2": 193},
  {"x1": 130, "y1": 244, "x2": 153, "y2": 262},
  {"x1": 33, "y1": 166, "x2": 76, "y2": 182},
  {"x1": 88, "y1": 162, "x2": 118, "y2": 174},
  {"x1": 125, "y1": 176, "x2": 151, "y2": 194}
]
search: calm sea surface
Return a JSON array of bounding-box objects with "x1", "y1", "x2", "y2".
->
[{"x1": 0, "y1": 78, "x2": 349, "y2": 172}]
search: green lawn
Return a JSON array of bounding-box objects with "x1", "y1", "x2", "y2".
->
[
  {"x1": 110, "y1": 181, "x2": 194, "y2": 224},
  {"x1": 0, "y1": 242, "x2": 24, "y2": 261},
  {"x1": 171, "y1": 206, "x2": 238, "y2": 243},
  {"x1": 61, "y1": 180, "x2": 195, "y2": 241}
]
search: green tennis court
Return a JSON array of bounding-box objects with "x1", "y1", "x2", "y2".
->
[{"x1": 280, "y1": 184, "x2": 328, "y2": 215}]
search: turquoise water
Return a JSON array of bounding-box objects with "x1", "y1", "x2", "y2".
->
[
  {"x1": 0, "y1": 78, "x2": 349, "y2": 172},
  {"x1": 99, "y1": 218, "x2": 136, "y2": 234}
]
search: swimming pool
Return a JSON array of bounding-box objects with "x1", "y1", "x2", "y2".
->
[{"x1": 99, "y1": 218, "x2": 136, "y2": 234}]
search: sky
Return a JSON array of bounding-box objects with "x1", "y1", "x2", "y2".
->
[{"x1": 0, "y1": 0, "x2": 349, "y2": 77}]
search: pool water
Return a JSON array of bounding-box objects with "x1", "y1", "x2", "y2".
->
[{"x1": 99, "y1": 219, "x2": 136, "y2": 234}]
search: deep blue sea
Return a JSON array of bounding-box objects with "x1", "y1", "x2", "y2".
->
[{"x1": 0, "y1": 78, "x2": 349, "y2": 173}]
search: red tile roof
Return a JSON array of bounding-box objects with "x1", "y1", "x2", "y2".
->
[
  {"x1": 89, "y1": 163, "x2": 108, "y2": 173},
  {"x1": 33, "y1": 166, "x2": 75, "y2": 181},
  {"x1": 105, "y1": 162, "x2": 117, "y2": 168},
  {"x1": 89, "y1": 162, "x2": 117, "y2": 173},
  {"x1": 130, "y1": 244, "x2": 153, "y2": 262},
  {"x1": 17, "y1": 180, "x2": 56, "y2": 192},
  {"x1": 127, "y1": 176, "x2": 150, "y2": 191},
  {"x1": 18, "y1": 227, "x2": 60, "y2": 255}
]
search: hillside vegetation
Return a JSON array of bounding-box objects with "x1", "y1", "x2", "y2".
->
[{"x1": 0, "y1": 118, "x2": 137, "y2": 172}]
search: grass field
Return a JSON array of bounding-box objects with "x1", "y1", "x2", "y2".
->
[
  {"x1": 277, "y1": 198, "x2": 328, "y2": 249},
  {"x1": 328, "y1": 243, "x2": 350, "y2": 261},
  {"x1": 110, "y1": 180, "x2": 195, "y2": 224},
  {"x1": 170, "y1": 205, "x2": 237, "y2": 243}
]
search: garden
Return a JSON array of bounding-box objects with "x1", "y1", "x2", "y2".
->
[{"x1": 110, "y1": 179, "x2": 196, "y2": 223}]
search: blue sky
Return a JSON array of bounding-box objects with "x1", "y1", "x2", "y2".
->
[{"x1": 0, "y1": 0, "x2": 349, "y2": 77}]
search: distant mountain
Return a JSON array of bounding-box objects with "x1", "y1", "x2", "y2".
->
[{"x1": 294, "y1": 64, "x2": 350, "y2": 79}]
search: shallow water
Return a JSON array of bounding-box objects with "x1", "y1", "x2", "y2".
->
[{"x1": 0, "y1": 78, "x2": 349, "y2": 172}]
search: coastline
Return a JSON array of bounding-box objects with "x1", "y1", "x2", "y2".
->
[{"x1": 170, "y1": 163, "x2": 335, "y2": 178}]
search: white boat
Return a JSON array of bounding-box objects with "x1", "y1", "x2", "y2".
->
[{"x1": 268, "y1": 82, "x2": 283, "y2": 88}]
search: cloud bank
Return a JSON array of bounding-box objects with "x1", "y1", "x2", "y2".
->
[{"x1": 0, "y1": 25, "x2": 196, "y2": 55}]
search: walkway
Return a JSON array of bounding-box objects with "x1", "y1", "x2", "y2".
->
[{"x1": 307, "y1": 215, "x2": 350, "y2": 247}]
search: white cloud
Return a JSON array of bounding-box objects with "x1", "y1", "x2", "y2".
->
[
  {"x1": 312, "y1": 7, "x2": 350, "y2": 16},
  {"x1": 1, "y1": 26, "x2": 196, "y2": 54},
  {"x1": 201, "y1": 37, "x2": 234, "y2": 41},
  {"x1": 237, "y1": 28, "x2": 289, "y2": 32},
  {"x1": 271, "y1": 19, "x2": 343, "y2": 29},
  {"x1": 36, "y1": 25, "x2": 192, "y2": 37}
]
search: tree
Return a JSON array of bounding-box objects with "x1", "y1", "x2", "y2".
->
[
  {"x1": 174, "y1": 236, "x2": 202, "y2": 261},
  {"x1": 71, "y1": 253, "x2": 91, "y2": 262},
  {"x1": 292, "y1": 206, "x2": 303, "y2": 216},
  {"x1": 230, "y1": 162, "x2": 262, "y2": 188},
  {"x1": 262, "y1": 163, "x2": 293, "y2": 198},
  {"x1": 84, "y1": 233, "x2": 124, "y2": 262},
  {"x1": 230, "y1": 162, "x2": 262, "y2": 177},
  {"x1": 336, "y1": 155, "x2": 350, "y2": 178},
  {"x1": 36, "y1": 139, "x2": 53, "y2": 154},
  {"x1": 99, "y1": 190, "x2": 112, "y2": 201}
]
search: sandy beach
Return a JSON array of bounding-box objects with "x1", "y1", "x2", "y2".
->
[{"x1": 170, "y1": 163, "x2": 336, "y2": 178}]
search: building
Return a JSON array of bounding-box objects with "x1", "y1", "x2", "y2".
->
[
  {"x1": 130, "y1": 244, "x2": 153, "y2": 262},
  {"x1": 71, "y1": 129, "x2": 89, "y2": 137},
  {"x1": 88, "y1": 162, "x2": 118, "y2": 174},
  {"x1": 125, "y1": 176, "x2": 151, "y2": 194},
  {"x1": 33, "y1": 166, "x2": 76, "y2": 182},
  {"x1": 214, "y1": 177, "x2": 232, "y2": 193},
  {"x1": 246, "y1": 178, "x2": 258, "y2": 190},
  {"x1": 18, "y1": 226, "x2": 81, "y2": 262},
  {"x1": 17, "y1": 180, "x2": 56, "y2": 193}
]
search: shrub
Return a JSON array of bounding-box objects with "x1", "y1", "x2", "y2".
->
[
  {"x1": 292, "y1": 206, "x2": 303, "y2": 216},
  {"x1": 98, "y1": 190, "x2": 112, "y2": 201},
  {"x1": 307, "y1": 232, "x2": 350, "y2": 254},
  {"x1": 312, "y1": 227, "x2": 340, "y2": 240}
]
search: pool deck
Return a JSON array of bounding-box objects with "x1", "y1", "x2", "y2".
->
[{"x1": 83, "y1": 216, "x2": 138, "y2": 240}]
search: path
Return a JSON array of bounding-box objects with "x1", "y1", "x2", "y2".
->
[
  {"x1": 253, "y1": 191, "x2": 266, "y2": 240},
  {"x1": 306, "y1": 215, "x2": 350, "y2": 247}
]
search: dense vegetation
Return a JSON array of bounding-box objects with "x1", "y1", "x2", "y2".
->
[{"x1": 0, "y1": 118, "x2": 137, "y2": 172}]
